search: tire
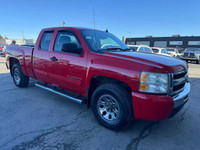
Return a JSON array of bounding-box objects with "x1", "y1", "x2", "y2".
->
[
  {"x1": 196, "y1": 60, "x2": 199, "y2": 64},
  {"x1": 91, "y1": 83, "x2": 133, "y2": 131},
  {"x1": 12, "y1": 63, "x2": 29, "y2": 87}
]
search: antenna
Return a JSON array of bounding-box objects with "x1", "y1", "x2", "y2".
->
[
  {"x1": 22, "y1": 31, "x2": 25, "y2": 44},
  {"x1": 92, "y1": 7, "x2": 97, "y2": 50}
]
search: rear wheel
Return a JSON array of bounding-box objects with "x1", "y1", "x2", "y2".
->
[
  {"x1": 91, "y1": 83, "x2": 133, "y2": 131},
  {"x1": 196, "y1": 60, "x2": 199, "y2": 64},
  {"x1": 12, "y1": 63, "x2": 29, "y2": 87}
]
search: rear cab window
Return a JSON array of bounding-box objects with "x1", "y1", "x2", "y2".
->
[{"x1": 40, "y1": 31, "x2": 54, "y2": 50}]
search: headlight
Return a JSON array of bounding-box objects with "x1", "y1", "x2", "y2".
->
[{"x1": 139, "y1": 72, "x2": 169, "y2": 94}]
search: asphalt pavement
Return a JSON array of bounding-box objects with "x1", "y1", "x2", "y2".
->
[{"x1": 0, "y1": 55, "x2": 199, "y2": 150}]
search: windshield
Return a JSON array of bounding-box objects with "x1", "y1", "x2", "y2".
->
[
  {"x1": 166, "y1": 48, "x2": 175, "y2": 52},
  {"x1": 185, "y1": 48, "x2": 200, "y2": 52},
  {"x1": 80, "y1": 30, "x2": 129, "y2": 52},
  {"x1": 129, "y1": 46, "x2": 138, "y2": 51}
]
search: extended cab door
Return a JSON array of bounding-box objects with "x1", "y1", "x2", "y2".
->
[
  {"x1": 48, "y1": 30, "x2": 87, "y2": 95},
  {"x1": 33, "y1": 30, "x2": 54, "y2": 83}
]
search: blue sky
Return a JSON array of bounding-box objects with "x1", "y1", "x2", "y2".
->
[{"x1": 0, "y1": 0, "x2": 200, "y2": 40}]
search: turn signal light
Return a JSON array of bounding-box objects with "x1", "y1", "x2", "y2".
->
[{"x1": 140, "y1": 83, "x2": 147, "y2": 91}]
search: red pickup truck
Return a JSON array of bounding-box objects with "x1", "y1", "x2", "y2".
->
[{"x1": 6, "y1": 27, "x2": 190, "y2": 130}]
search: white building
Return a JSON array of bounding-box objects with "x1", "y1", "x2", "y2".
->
[{"x1": 5, "y1": 38, "x2": 34, "y2": 45}]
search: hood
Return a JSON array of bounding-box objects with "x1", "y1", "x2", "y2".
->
[{"x1": 103, "y1": 51, "x2": 187, "y2": 73}]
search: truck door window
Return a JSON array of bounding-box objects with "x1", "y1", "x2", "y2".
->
[
  {"x1": 54, "y1": 31, "x2": 81, "y2": 53},
  {"x1": 40, "y1": 31, "x2": 53, "y2": 50}
]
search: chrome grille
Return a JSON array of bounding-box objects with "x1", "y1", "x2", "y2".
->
[
  {"x1": 190, "y1": 53, "x2": 195, "y2": 57},
  {"x1": 184, "y1": 53, "x2": 188, "y2": 57},
  {"x1": 170, "y1": 70, "x2": 188, "y2": 96},
  {"x1": 184, "y1": 52, "x2": 195, "y2": 58}
]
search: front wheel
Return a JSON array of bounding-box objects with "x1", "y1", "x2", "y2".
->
[
  {"x1": 196, "y1": 60, "x2": 199, "y2": 64},
  {"x1": 12, "y1": 63, "x2": 29, "y2": 87},
  {"x1": 91, "y1": 83, "x2": 133, "y2": 131}
]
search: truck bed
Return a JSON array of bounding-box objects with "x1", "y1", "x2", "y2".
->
[{"x1": 6, "y1": 45, "x2": 35, "y2": 78}]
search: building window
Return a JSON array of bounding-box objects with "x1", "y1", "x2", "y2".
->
[
  {"x1": 188, "y1": 41, "x2": 200, "y2": 45},
  {"x1": 169, "y1": 41, "x2": 183, "y2": 45},
  {"x1": 136, "y1": 41, "x2": 150, "y2": 46},
  {"x1": 154, "y1": 41, "x2": 167, "y2": 47}
]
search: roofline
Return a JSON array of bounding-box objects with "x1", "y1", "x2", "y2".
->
[
  {"x1": 126, "y1": 35, "x2": 200, "y2": 39},
  {"x1": 42, "y1": 26, "x2": 105, "y2": 32}
]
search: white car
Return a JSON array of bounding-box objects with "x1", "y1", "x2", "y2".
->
[
  {"x1": 166, "y1": 48, "x2": 179, "y2": 57},
  {"x1": 151, "y1": 47, "x2": 172, "y2": 57},
  {"x1": 0, "y1": 45, "x2": 6, "y2": 55},
  {"x1": 128, "y1": 45, "x2": 153, "y2": 53}
]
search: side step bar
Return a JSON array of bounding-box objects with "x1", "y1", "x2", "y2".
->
[{"x1": 35, "y1": 83, "x2": 84, "y2": 104}]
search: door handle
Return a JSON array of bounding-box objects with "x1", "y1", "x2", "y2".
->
[{"x1": 50, "y1": 57, "x2": 58, "y2": 61}]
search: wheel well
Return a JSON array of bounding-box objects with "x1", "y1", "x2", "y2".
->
[
  {"x1": 9, "y1": 57, "x2": 20, "y2": 76},
  {"x1": 87, "y1": 75, "x2": 132, "y2": 107}
]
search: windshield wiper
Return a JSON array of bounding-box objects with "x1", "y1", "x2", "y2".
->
[
  {"x1": 122, "y1": 48, "x2": 132, "y2": 51},
  {"x1": 96, "y1": 48, "x2": 131, "y2": 53}
]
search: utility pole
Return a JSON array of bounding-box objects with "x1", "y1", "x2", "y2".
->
[
  {"x1": 93, "y1": 7, "x2": 96, "y2": 29},
  {"x1": 22, "y1": 31, "x2": 25, "y2": 44},
  {"x1": 63, "y1": 21, "x2": 65, "y2": 27},
  {"x1": 127, "y1": 31, "x2": 132, "y2": 37}
]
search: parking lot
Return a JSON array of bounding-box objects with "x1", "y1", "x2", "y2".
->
[{"x1": 0, "y1": 55, "x2": 199, "y2": 150}]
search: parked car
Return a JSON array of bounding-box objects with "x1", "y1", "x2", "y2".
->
[
  {"x1": 151, "y1": 47, "x2": 172, "y2": 57},
  {"x1": 6, "y1": 27, "x2": 190, "y2": 130},
  {"x1": 182, "y1": 47, "x2": 200, "y2": 64},
  {"x1": 0, "y1": 44, "x2": 6, "y2": 55},
  {"x1": 128, "y1": 45, "x2": 153, "y2": 53},
  {"x1": 166, "y1": 48, "x2": 179, "y2": 57}
]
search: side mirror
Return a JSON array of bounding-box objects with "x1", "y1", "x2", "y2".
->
[{"x1": 61, "y1": 43, "x2": 82, "y2": 54}]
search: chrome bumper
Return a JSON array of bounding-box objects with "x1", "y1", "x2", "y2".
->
[{"x1": 172, "y1": 82, "x2": 190, "y2": 108}]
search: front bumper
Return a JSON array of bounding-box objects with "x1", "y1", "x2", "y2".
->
[{"x1": 131, "y1": 82, "x2": 190, "y2": 121}]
